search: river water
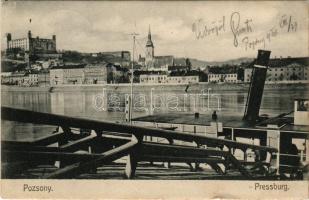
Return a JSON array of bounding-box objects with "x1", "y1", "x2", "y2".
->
[{"x1": 2, "y1": 88, "x2": 308, "y2": 141}]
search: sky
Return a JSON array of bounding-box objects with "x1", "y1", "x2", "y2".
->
[{"x1": 1, "y1": 1, "x2": 308, "y2": 61}]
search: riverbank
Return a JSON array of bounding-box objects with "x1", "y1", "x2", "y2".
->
[{"x1": 1, "y1": 82, "x2": 308, "y2": 93}]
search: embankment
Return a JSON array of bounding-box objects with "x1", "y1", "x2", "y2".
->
[{"x1": 1, "y1": 82, "x2": 308, "y2": 93}]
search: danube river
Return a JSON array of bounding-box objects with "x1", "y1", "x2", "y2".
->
[{"x1": 2, "y1": 86, "x2": 308, "y2": 141}]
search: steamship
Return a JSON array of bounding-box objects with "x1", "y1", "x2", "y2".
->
[{"x1": 133, "y1": 50, "x2": 309, "y2": 179}]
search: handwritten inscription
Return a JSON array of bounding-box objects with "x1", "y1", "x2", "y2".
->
[
  {"x1": 192, "y1": 17, "x2": 226, "y2": 39},
  {"x1": 230, "y1": 12, "x2": 253, "y2": 47},
  {"x1": 192, "y1": 12, "x2": 298, "y2": 51},
  {"x1": 280, "y1": 15, "x2": 297, "y2": 32}
]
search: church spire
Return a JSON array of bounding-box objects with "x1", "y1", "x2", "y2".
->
[
  {"x1": 148, "y1": 25, "x2": 151, "y2": 40},
  {"x1": 146, "y1": 25, "x2": 154, "y2": 47}
]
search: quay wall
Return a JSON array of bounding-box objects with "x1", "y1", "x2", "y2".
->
[{"x1": 1, "y1": 82, "x2": 308, "y2": 93}]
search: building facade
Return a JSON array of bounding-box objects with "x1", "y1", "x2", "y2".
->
[
  {"x1": 244, "y1": 63, "x2": 309, "y2": 83},
  {"x1": 49, "y1": 63, "x2": 126, "y2": 85},
  {"x1": 84, "y1": 64, "x2": 110, "y2": 84},
  {"x1": 38, "y1": 71, "x2": 50, "y2": 86},
  {"x1": 50, "y1": 65, "x2": 85, "y2": 85},
  {"x1": 140, "y1": 74, "x2": 167, "y2": 84},
  {"x1": 140, "y1": 74, "x2": 199, "y2": 84},
  {"x1": 208, "y1": 73, "x2": 238, "y2": 83},
  {"x1": 7, "y1": 31, "x2": 57, "y2": 53},
  {"x1": 6, "y1": 30, "x2": 61, "y2": 64},
  {"x1": 167, "y1": 76, "x2": 199, "y2": 84}
]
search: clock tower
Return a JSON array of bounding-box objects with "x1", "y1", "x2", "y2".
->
[{"x1": 145, "y1": 26, "x2": 154, "y2": 68}]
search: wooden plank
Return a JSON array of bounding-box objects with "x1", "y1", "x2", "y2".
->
[
  {"x1": 43, "y1": 140, "x2": 138, "y2": 179},
  {"x1": 2, "y1": 144, "x2": 60, "y2": 152},
  {"x1": 1, "y1": 107, "x2": 277, "y2": 153}
]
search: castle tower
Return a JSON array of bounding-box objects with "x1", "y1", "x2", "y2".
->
[{"x1": 145, "y1": 26, "x2": 154, "y2": 68}]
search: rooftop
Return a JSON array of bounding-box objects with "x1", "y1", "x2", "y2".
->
[{"x1": 246, "y1": 57, "x2": 309, "y2": 69}]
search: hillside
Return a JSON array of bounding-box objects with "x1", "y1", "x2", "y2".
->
[{"x1": 187, "y1": 57, "x2": 254, "y2": 70}]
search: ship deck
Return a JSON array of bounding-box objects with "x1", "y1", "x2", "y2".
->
[{"x1": 133, "y1": 113, "x2": 309, "y2": 135}]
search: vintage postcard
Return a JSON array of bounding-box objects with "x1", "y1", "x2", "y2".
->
[{"x1": 1, "y1": 0, "x2": 308, "y2": 199}]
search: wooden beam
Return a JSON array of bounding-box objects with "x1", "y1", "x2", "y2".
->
[
  {"x1": 32, "y1": 132, "x2": 64, "y2": 146},
  {"x1": 207, "y1": 163, "x2": 225, "y2": 175},
  {"x1": 43, "y1": 139, "x2": 138, "y2": 179},
  {"x1": 226, "y1": 153, "x2": 252, "y2": 178},
  {"x1": 125, "y1": 134, "x2": 143, "y2": 179},
  {"x1": 60, "y1": 135, "x2": 96, "y2": 152}
]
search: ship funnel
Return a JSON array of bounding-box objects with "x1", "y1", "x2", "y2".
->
[{"x1": 243, "y1": 50, "x2": 271, "y2": 123}]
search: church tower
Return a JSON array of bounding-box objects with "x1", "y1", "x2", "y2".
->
[{"x1": 145, "y1": 26, "x2": 154, "y2": 68}]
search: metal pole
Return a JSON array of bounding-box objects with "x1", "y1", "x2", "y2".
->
[
  {"x1": 231, "y1": 128, "x2": 235, "y2": 154},
  {"x1": 276, "y1": 131, "x2": 280, "y2": 175},
  {"x1": 207, "y1": 88, "x2": 211, "y2": 110},
  {"x1": 130, "y1": 36, "x2": 134, "y2": 124},
  {"x1": 130, "y1": 33, "x2": 138, "y2": 124},
  {"x1": 150, "y1": 88, "x2": 154, "y2": 115}
]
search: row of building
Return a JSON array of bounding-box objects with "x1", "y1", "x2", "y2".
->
[
  {"x1": 1, "y1": 71, "x2": 50, "y2": 86},
  {"x1": 2, "y1": 63, "x2": 308, "y2": 86},
  {"x1": 139, "y1": 74, "x2": 199, "y2": 84},
  {"x1": 208, "y1": 57, "x2": 308, "y2": 84},
  {"x1": 50, "y1": 63, "x2": 128, "y2": 85},
  {"x1": 1, "y1": 63, "x2": 129, "y2": 86},
  {"x1": 3, "y1": 29, "x2": 309, "y2": 85},
  {"x1": 244, "y1": 59, "x2": 308, "y2": 83},
  {"x1": 208, "y1": 73, "x2": 239, "y2": 83}
]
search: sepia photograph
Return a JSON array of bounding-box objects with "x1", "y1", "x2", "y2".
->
[{"x1": 0, "y1": 0, "x2": 308, "y2": 198}]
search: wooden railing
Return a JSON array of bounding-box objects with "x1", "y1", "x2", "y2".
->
[{"x1": 2, "y1": 106, "x2": 278, "y2": 179}]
